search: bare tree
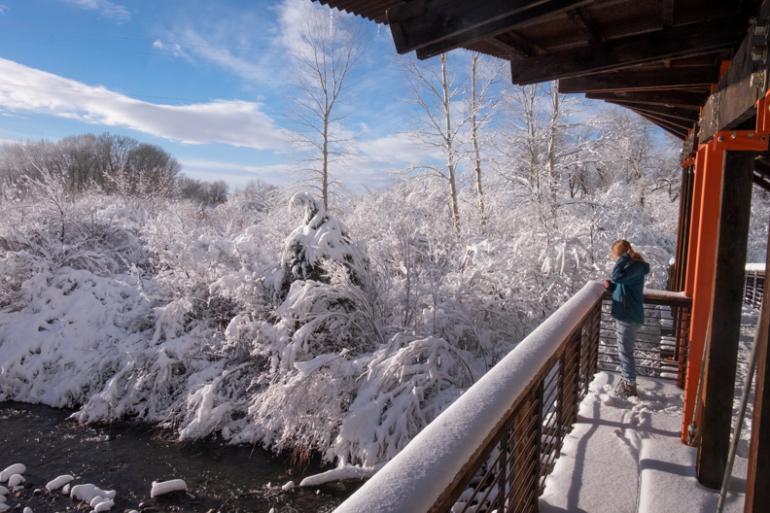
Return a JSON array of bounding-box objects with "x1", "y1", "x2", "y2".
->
[
  {"x1": 290, "y1": 7, "x2": 360, "y2": 211},
  {"x1": 468, "y1": 53, "x2": 499, "y2": 230},
  {"x1": 407, "y1": 53, "x2": 465, "y2": 234}
]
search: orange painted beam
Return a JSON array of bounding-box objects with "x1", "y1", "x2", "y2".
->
[{"x1": 681, "y1": 142, "x2": 724, "y2": 441}]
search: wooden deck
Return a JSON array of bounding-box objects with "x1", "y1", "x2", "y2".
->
[
  {"x1": 541, "y1": 372, "x2": 749, "y2": 513},
  {"x1": 542, "y1": 306, "x2": 758, "y2": 513}
]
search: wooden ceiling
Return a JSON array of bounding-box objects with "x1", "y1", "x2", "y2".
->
[{"x1": 313, "y1": 0, "x2": 762, "y2": 139}]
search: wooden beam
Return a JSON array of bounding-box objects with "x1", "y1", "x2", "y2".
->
[
  {"x1": 746, "y1": 219, "x2": 770, "y2": 512},
  {"x1": 608, "y1": 101, "x2": 698, "y2": 123},
  {"x1": 586, "y1": 91, "x2": 706, "y2": 109},
  {"x1": 559, "y1": 68, "x2": 719, "y2": 93},
  {"x1": 696, "y1": 150, "x2": 754, "y2": 489},
  {"x1": 673, "y1": 165, "x2": 694, "y2": 291},
  {"x1": 634, "y1": 111, "x2": 689, "y2": 138},
  {"x1": 630, "y1": 107, "x2": 693, "y2": 132},
  {"x1": 567, "y1": 7, "x2": 603, "y2": 44},
  {"x1": 699, "y1": 4, "x2": 770, "y2": 141},
  {"x1": 510, "y1": 23, "x2": 743, "y2": 85},
  {"x1": 387, "y1": 0, "x2": 592, "y2": 59},
  {"x1": 662, "y1": 0, "x2": 675, "y2": 27},
  {"x1": 485, "y1": 30, "x2": 544, "y2": 58}
]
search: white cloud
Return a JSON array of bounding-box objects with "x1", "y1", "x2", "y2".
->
[
  {"x1": 156, "y1": 28, "x2": 266, "y2": 82},
  {"x1": 63, "y1": 0, "x2": 130, "y2": 22},
  {"x1": 277, "y1": 0, "x2": 356, "y2": 62},
  {"x1": 0, "y1": 58, "x2": 293, "y2": 150},
  {"x1": 180, "y1": 159, "x2": 298, "y2": 186},
  {"x1": 355, "y1": 132, "x2": 440, "y2": 166}
]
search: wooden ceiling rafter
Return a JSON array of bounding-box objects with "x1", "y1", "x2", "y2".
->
[
  {"x1": 605, "y1": 101, "x2": 698, "y2": 123},
  {"x1": 585, "y1": 91, "x2": 707, "y2": 110},
  {"x1": 314, "y1": 0, "x2": 761, "y2": 140},
  {"x1": 510, "y1": 22, "x2": 743, "y2": 85},
  {"x1": 389, "y1": 0, "x2": 593, "y2": 60}
]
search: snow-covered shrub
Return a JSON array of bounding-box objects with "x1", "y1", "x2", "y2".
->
[
  {"x1": 332, "y1": 334, "x2": 475, "y2": 466},
  {"x1": 275, "y1": 193, "x2": 368, "y2": 299}
]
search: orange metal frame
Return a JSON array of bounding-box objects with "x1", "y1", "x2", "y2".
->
[{"x1": 680, "y1": 93, "x2": 770, "y2": 442}]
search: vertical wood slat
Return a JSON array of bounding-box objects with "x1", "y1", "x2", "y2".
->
[
  {"x1": 432, "y1": 292, "x2": 604, "y2": 513},
  {"x1": 676, "y1": 305, "x2": 691, "y2": 389},
  {"x1": 510, "y1": 384, "x2": 542, "y2": 513},
  {"x1": 560, "y1": 331, "x2": 581, "y2": 428}
]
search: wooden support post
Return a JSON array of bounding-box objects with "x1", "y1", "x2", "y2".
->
[
  {"x1": 746, "y1": 220, "x2": 770, "y2": 513},
  {"x1": 696, "y1": 150, "x2": 754, "y2": 488},
  {"x1": 673, "y1": 165, "x2": 694, "y2": 291},
  {"x1": 678, "y1": 166, "x2": 695, "y2": 290},
  {"x1": 685, "y1": 147, "x2": 706, "y2": 297}
]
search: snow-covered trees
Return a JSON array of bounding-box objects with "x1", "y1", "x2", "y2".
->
[{"x1": 0, "y1": 55, "x2": 740, "y2": 479}]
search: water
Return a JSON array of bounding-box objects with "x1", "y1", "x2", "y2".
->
[{"x1": 0, "y1": 402, "x2": 356, "y2": 513}]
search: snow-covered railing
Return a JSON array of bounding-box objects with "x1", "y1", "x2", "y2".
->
[
  {"x1": 332, "y1": 281, "x2": 606, "y2": 513},
  {"x1": 599, "y1": 289, "x2": 691, "y2": 388}
]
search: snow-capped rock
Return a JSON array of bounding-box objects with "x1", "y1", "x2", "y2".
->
[
  {"x1": 7, "y1": 474, "x2": 24, "y2": 488},
  {"x1": 45, "y1": 475, "x2": 73, "y2": 492},
  {"x1": 150, "y1": 479, "x2": 187, "y2": 498},
  {"x1": 0, "y1": 465, "x2": 25, "y2": 483},
  {"x1": 70, "y1": 484, "x2": 115, "y2": 504},
  {"x1": 92, "y1": 499, "x2": 114, "y2": 512}
]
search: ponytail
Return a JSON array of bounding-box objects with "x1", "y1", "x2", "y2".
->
[{"x1": 612, "y1": 239, "x2": 645, "y2": 263}]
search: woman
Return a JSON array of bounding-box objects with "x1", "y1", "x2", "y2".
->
[{"x1": 603, "y1": 240, "x2": 650, "y2": 398}]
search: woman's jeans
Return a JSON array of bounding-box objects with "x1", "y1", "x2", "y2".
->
[{"x1": 615, "y1": 320, "x2": 640, "y2": 382}]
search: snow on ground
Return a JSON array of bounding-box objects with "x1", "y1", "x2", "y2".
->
[{"x1": 541, "y1": 306, "x2": 758, "y2": 513}]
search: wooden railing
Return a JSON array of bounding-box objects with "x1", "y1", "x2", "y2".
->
[
  {"x1": 332, "y1": 283, "x2": 691, "y2": 513},
  {"x1": 599, "y1": 289, "x2": 691, "y2": 388}
]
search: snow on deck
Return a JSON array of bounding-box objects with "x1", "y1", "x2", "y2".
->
[
  {"x1": 539, "y1": 372, "x2": 748, "y2": 513},
  {"x1": 541, "y1": 303, "x2": 759, "y2": 513}
]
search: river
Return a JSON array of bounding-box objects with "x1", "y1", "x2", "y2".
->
[{"x1": 0, "y1": 402, "x2": 356, "y2": 513}]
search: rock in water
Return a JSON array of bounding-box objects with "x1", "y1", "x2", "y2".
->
[
  {"x1": 70, "y1": 484, "x2": 116, "y2": 504},
  {"x1": 0, "y1": 465, "x2": 25, "y2": 483},
  {"x1": 7, "y1": 474, "x2": 24, "y2": 488},
  {"x1": 149, "y1": 480, "x2": 187, "y2": 498},
  {"x1": 45, "y1": 475, "x2": 74, "y2": 492},
  {"x1": 93, "y1": 499, "x2": 114, "y2": 512}
]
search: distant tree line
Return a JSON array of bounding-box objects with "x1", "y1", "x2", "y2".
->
[{"x1": 0, "y1": 133, "x2": 228, "y2": 205}]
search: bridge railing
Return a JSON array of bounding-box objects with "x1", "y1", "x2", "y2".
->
[
  {"x1": 332, "y1": 283, "x2": 691, "y2": 513},
  {"x1": 599, "y1": 289, "x2": 691, "y2": 388}
]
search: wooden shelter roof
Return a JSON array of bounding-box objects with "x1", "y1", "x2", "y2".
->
[{"x1": 314, "y1": 0, "x2": 762, "y2": 140}]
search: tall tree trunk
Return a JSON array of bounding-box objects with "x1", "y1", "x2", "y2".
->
[
  {"x1": 546, "y1": 82, "x2": 560, "y2": 205},
  {"x1": 322, "y1": 111, "x2": 329, "y2": 211},
  {"x1": 441, "y1": 54, "x2": 461, "y2": 234},
  {"x1": 471, "y1": 54, "x2": 487, "y2": 230}
]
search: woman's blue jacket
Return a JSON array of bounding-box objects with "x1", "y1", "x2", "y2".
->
[{"x1": 608, "y1": 254, "x2": 650, "y2": 324}]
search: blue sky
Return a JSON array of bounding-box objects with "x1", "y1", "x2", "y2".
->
[{"x1": 0, "y1": 0, "x2": 674, "y2": 190}]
